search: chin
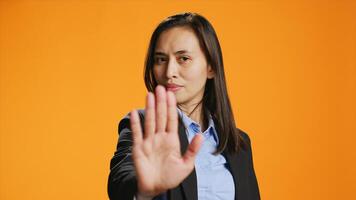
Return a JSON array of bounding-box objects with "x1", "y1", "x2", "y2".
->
[{"x1": 174, "y1": 94, "x2": 185, "y2": 105}]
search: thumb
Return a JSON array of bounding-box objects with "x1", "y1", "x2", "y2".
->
[{"x1": 183, "y1": 134, "x2": 203, "y2": 165}]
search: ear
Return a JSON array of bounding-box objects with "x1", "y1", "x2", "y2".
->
[{"x1": 207, "y1": 65, "x2": 215, "y2": 79}]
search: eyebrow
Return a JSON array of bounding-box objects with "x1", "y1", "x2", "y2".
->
[{"x1": 154, "y1": 50, "x2": 192, "y2": 56}]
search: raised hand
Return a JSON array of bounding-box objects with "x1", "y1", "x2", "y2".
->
[{"x1": 130, "y1": 85, "x2": 203, "y2": 198}]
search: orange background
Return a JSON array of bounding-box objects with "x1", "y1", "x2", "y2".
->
[{"x1": 1, "y1": 0, "x2": 355, "y2": 199}]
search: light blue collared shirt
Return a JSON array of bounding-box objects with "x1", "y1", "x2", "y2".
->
[{"x1": 177, "y1": 108, "x2": 235, "y2": 200}]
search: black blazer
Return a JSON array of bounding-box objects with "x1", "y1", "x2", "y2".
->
[{"x1": 108, "y1": 110, "x2": 260, "y2": 200}]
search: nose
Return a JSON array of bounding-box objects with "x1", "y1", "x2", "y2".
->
[{"x1": 166, "y1": 57, "x2": 178, "y2": 79}]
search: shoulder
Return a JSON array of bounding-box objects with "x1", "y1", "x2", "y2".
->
[
  {"x1": 120, "y1": 109, "x2": 145, "y2": 121},
  {"x1": 118, "y1": 109, "x2": 145, "y2": 131},
  {"x1": 237, "y1": 128, "x2": 251, "y2": 144},
  {"x1": 235, "y1": 127, "x2": 254, "y2": 153}
]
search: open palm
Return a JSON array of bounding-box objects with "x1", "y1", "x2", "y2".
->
[{"x1": 130, "y1": 85, "x2": 203, "y2": 198}]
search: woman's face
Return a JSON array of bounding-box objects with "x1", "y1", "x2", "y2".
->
[{"x1": 153, "y1": 26, "x2": 214, "y2": 107}]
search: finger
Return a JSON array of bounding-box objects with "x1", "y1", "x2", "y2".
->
[
  {"x1": 130, "y1": 110, "x2": 143, "y2": 146},
  {"x1": 155, "y1": 85, "x2": 167, "y2": 133},
  {"x1": 183, "y1": 134, "x2": 203, "y2": 165},
  {"x1": 144, "y1": 92, "x2": 155, "y2": 139},
  {"x1": 166, "y1": 91, "x2": 178, "y2": 134}
]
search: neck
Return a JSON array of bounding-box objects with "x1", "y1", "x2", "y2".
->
[{"x1": 178, "y1": 101, "x2": 207, "y2": 132}]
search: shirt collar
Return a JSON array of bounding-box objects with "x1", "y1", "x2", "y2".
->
[{"x1": 177, "y1": 107, "x2": 219, "y2": 144}]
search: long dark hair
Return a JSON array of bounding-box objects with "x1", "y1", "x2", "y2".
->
[{"x1": 144, "y1": 12, "x2": 247, "y2": 153}]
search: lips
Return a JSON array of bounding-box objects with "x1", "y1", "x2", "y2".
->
[{"x1": 165, "y1": 83, "x2": 182, "y2": 92}]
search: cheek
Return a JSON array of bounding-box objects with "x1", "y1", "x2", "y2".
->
[
  {"x1": 153, "y1": 66, "x2": 163, "y2": 83},
  {"x1": 183, "y1": 65, "x2": 208, "y2": 84}
]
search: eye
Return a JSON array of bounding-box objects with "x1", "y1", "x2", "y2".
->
[
  {"x1": 154, "y1": 56, "x2": 167, "y2": 65},
  {"x1": 178, "y1": 56, "x2": 190, "y2": 63}
]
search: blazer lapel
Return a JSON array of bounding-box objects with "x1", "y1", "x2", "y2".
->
[
  {"x1": 175, "y1": 118, "x2": 198, "y2": 200},
  {"x1": 223, "y1": 148, "x2": 249, "y2": 200}
]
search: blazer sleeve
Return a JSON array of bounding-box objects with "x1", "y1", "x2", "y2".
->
[
  {"x1": 107, "y1": 112, "x2": 143, "y2": 200},
  {"x1": 240, "y1": 130, "x2": 261, "y2": 199}
]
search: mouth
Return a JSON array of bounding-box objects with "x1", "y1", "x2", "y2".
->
[{"x1": 165, "y1": 84, "x2": 183, "y2": 92}]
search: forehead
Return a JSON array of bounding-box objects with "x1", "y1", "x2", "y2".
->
[{"x1": 155, "y1": 26, "x2": 201, "y2": 54}]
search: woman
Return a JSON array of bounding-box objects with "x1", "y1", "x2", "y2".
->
[{"x1": 108, "y1": 12, "x2": 260, "y2": 200}]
